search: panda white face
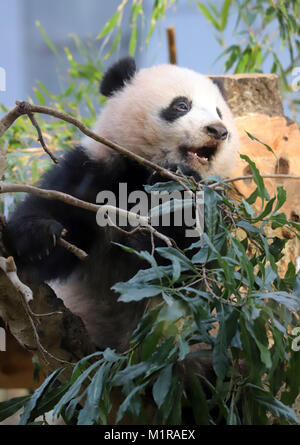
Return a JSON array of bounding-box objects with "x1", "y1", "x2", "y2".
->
[{"x1": 84, "y1": 61, "x2": 239, "y2": 179}]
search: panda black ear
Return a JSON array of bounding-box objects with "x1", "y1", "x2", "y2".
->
[
  {"x1": 211, "y1": 77, "x2": 226, "y2": 100},
  {"x1": 100, "y1": 57, "x2": 137, "y2": 97}
]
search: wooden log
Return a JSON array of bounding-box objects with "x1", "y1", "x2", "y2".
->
[{"x1": 209, "y1": 73, "x2": 284, "y2": 117}]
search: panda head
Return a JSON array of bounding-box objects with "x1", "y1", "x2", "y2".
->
[{"x1": 83, "y1": 57, "x2": 239, "y2": 179}]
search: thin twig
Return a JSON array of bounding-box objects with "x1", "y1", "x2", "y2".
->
[
  {"x1": 58, "y1": 238, "x2": 88, "y2": 261},
  {"x1": 226, "y1": 174, "x2": 300, "y2": 183},
  {"x1": 210, "y1": 174, "x2": 300, "y2": 189},
  {"x1": 26, "y1": 110, "x2": 58, "y2": 164},
  {"x1": 202, "y1": 267, "x2": 239, "y2": 307},
  {"x1": 105, "y1": 210, "x2": 173, "y2": 247}
]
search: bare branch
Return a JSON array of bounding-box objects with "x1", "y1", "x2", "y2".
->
[
  {"x1": 0, "y1": 106, "x2": 23, "y2": 137},
  {"x1": 210, "y1": 174, "x2": 300, "y2": 189},
  {"x1": 26, "y1": 110, "x2": 58, "y2": 164},
  {"x1": 58, "y1": 238, "x2": 88, "y2": 261},
  {"x1": 0, "y1": 182, "x2": 149, "y2": 225},
  {"x1": 0, "y1": 255, "x2": 95, "y2": 372},
  {"x1": 0, "y1": 182, "x2": 174, "y2": 250},
  {"x1": 224, "y1": 174, "x2": 300, "y2": 183}
]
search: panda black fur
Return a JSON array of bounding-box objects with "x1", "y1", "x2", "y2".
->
[{"x1": 3, "y1": 57, "x2": 239, "y2": 352}]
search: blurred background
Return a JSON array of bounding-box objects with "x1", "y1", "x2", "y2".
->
[{"x1": 0, "y1": 0, "x2": 295, "y2": 110}]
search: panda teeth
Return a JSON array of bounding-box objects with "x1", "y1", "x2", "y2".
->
[
  {"x1": 194, "y1": 153, "x2": 209, "y2": 165},
  {"x1": 186, "y1": 147, "x2": 211, "y2": 165}
]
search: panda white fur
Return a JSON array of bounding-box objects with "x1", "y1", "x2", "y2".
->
[{"x1": 3, "y1": 57, "x2": 239, "y2": 351}]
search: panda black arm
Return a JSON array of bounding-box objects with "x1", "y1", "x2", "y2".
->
[
  {"x1": 3, "y1": 142, "x2": 201, "y2": 280},
  {"x1": 3, "y1": 147, "x2": 150, "y2": 281}
]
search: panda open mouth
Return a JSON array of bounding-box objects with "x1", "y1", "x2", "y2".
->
[{"x1": 185, "y1": 144, "x2": 218, "y2": 165}]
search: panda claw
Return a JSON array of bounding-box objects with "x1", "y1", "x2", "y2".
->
[
  {"x1": 61, "y1": 228, "x2": 68, "y2": 237},
  {"x1": 53, "y1": 234, "x2": 56, "y2": 247}
]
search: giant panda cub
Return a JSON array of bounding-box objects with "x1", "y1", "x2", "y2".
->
[{"x1": 3, "y1": 57, "x2": 239, "y2": 352}]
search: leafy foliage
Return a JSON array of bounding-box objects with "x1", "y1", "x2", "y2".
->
[{"x1": 1, "y1": 158, "x2": 299, "y2": 425}]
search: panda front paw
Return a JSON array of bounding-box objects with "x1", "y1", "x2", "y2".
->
[
  {"x1": 148, "y1": 162, "x2": 201, "y2": 186},
  {"x1": 3, "y1": 217, "x2": 64, "y2": 262}
]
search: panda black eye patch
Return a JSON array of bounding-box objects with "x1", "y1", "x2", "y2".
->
[{"x1": 160, "y1": 96, "x2": 192, "y2": 122}]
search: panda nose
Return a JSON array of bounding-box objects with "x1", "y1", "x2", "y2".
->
[{"x1": 205, "y1": 124, "x2": 228, "y2": 141}]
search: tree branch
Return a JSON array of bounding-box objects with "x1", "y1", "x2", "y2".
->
[
  {"x1": 225, "y1": 174, "x2": 300, "y2": 184},
  {"x1": 0, "y1": 256, "x2": 95, "y2": 373},
  {"x1": 0, "y1": 101, "x2": 192, "y2": 193},
  {"x1": 26, "y1": 110, "x2": 58, "y2": 164},
  {"x1": 0, "y1": 182, "x2": 176, "y2": 249}
]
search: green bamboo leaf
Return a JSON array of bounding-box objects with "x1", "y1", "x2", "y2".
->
[
  {"x1": 96, "y1": 11, "x2": 120, "y2": 39},
  {"x1": 36, "y1": 81, "x2": 57, "y2": 100},
  {"x1": 104, "y1": 28, "x2": 122, "y2": 60},
  {"x1": 156, "y1": 247, "x2": 196, "y2": 273},
  {"x1": 253, "y1": 197, "x2": 276, "y2": 222},
  {"x1": 53, "y1": 361, "x2": 101, "y2": 417},
  {"x1": 113, "y1": 282, "x2": 162, "y2": 302},
  {"x1": 178, "y1": 336, "x2": 190, "y2": 361},
  {"x1": 0, "y1": 396, "x2": 31, "y2": 422},
  {"x1": 19, "y1": 368, "x2": 64, "y2": 424},
  {"x1": 255, "y1": 395, "x2": 299, "y2": 424},
  {"x1": 243, "y1": 317, "x2": 272, "y2": 369},
  {"x1": 187, "y1": 371, "x2": 210, "y2": 424},
  {"x1": 34, "y1": 88, "x2": 46, "y2": 106},
  {"x1": 213, "y1": 315, "x2": 229, "y2": 380},
  {"x1": 255, "y1": 291, "x2": 300, "y2": 312},
  {"x1": 225, "y1": 45, "x2": 241, "y2": 71},
  {"x1": 274, "y1": 186, "x2": 286, "y2": 212},
  {"x1": 159, "y1": 374, "x2": 182, "y2": 423},
  {"x1": 36, "y1": 21, "x2": 59, "y2": 55},
  {"x1": 115, "y1": 362, "x2": 148, "y2": 386},
  {"x1": 240, "y1": 154, "x2": 270, "y2": 205},
  {"x1": 245, "y1": 131, "x2": 278, "y2": 160},
  {"x1": 31, "y1": 383, "x2": 70, "y2": 421},
  {"x1": 157, "y1": 299, "x2": 187, "y2": 324},
  {"x1": 77, "y1": 363, "x2": 110, "y2": 425},
  {"x1": 282, "y1": 349, "x2": 300, "y2": 405},
  {"x1": 129, "y1": 25, "x2": 138, "y2": 56},
  {"x1": 221, "y1": 0, "x2": 232, "y2": 30},
  {"x1": 197, "y1": 2, "x2": 221, "y2": 30},
  {"x1": 152, "y1": 364, "x2": 173, "y2": 408},
  {"x1": 116, "y1": 382, "x2": 147, "y2": 424},
  {"x1": 235, "y1": 47, "x2": 251, "y2": 73},
  {"x1": 144, "y1": 181, "x2": 184, "y2": 193},
  {"x1": 241, "y1": 198, "x2": 255, "y2": 218}
]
